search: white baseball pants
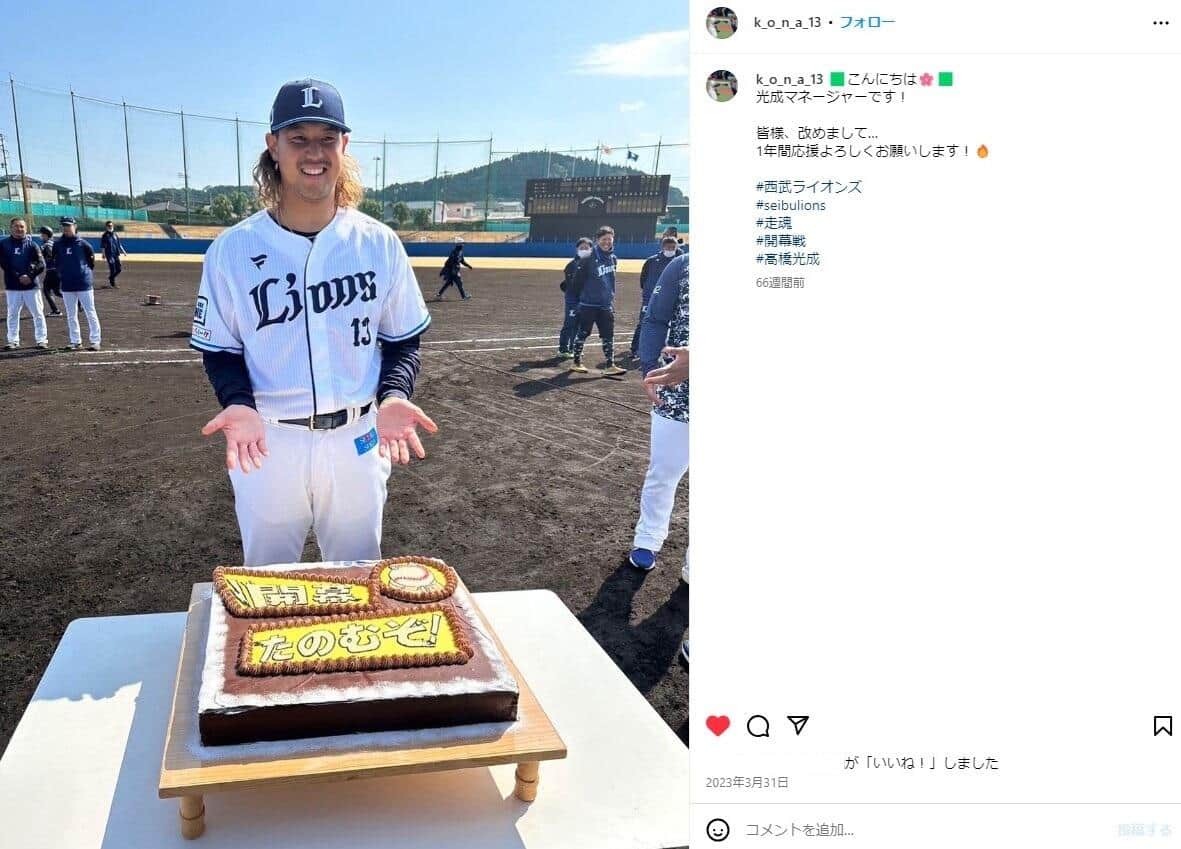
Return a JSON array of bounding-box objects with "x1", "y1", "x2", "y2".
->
[
  {"x1": 229, "y1": 409, "x2": 393, "y2": 566},
  {"x1": 63, "y1": 290, "x2": 101, "y2": 346},
  {"x1": 5, "y1": 289, "x2": 47, "y2": 345},
  {"x1": 633, "y1": 410, "x2": 689, "y2": 553}
]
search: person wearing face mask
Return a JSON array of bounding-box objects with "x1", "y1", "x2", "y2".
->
[
  {"x1": 629, "y1": 235, "x2": 680, "y2": 360},
  {"x1": 0, "y1": 217, "x2": 47, "y2": 350},
  {"x1": 557, "y1": 236, "x2": 592, "y2": 359},
  {"x1": 38, "y1": 226, "x2": 63, "y2": 316},
  {"x1": 570, "y1": 225, "x2": 625, "y2": 376}
]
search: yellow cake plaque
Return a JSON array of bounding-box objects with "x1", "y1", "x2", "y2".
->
[
  {"x1": 213, "y1": 566, "x2": 373, "y2": 618},
  {"x1": 237, "y1": 607, "x2": 474, "y2": 675}
]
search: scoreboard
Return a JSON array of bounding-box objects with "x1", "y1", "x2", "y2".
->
[
  {"x1": 525, "y1": 175, "x2": 671, "y2": 242},
  {"x1": 525, "y1": 175, "x2": 670, "y2": 217}
]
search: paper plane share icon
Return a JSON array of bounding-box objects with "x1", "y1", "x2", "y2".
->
[
  {"x1": 787, "y1": 715, "x2": 809, "y2": 736},
  {"x1": 1154, "y1": 715, "x2": 1172, "y2": 737}
]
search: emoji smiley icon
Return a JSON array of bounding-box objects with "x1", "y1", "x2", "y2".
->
[{"x1": 706, "y1": 817, "x2": 731, "y2": 842}]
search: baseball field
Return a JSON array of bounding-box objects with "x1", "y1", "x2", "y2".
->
[{"x1": 0, "y1": 260, "x2": 689, "y2": 753}]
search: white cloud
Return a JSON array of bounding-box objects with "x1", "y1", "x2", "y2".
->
[
  {"x1": 574, "y1": 30, "x2": 688, "y2": 78},
  {"x1": 619, "y1": 100, "x2": 647, "y2": 113}
]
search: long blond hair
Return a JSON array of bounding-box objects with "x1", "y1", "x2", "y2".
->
[{"x1": 253, "y1": 147, "x2": 365, "y2": 210}]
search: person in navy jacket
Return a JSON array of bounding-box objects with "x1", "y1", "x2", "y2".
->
[
  {"x1": 629, "y1": 235, "x2": 680, "y2": 359},
  {"x1": 38, "y1": 226, "x2": 62, "y2": 316},
  {"x1": 557, "y1": 237, "x2": 591, "y2": 358},
  {"x1": 100, "y1": 220, "x2": 127, "y2": 288},
  {"x1": 0, "y1": 217, "x2": 47, "y2": 349},
  {"x1": 55, "y1": 217, "x2": 101, "y2": 351},
  {"x1": 570, "y1": 225, "x2": 625, "y2": 375}
]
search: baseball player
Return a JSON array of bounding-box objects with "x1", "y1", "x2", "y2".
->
[
  {"x1": 570, "y1": 225, "x2": 625, "y2": 375},
  {"x1": 38, "y1": 226, "x2": 63, "y2": 316},
  {"x1": 0, "y1": 217, "x2": 48, "y2": 350},
  {"x1": 55, "y1": 217, "x2": 101, "y2": 351},
  {"x1": 435, "y1": 237, "x2": 472, "y2": 300},
  {"x1": 100, "y1": 221, "x2": 127, "y2": 288},
  {"x1": 629, "y1": 253, "x2": 689, "y2": 587},
  {"x1": 629, "y1": 235, "x2": 679, "y2": 359},
  {"x1": 557, "y1": 236, "x2": 591, "y2": 359},
  {"x1": 191, "y1": 78, "x2": 437, "y2": 567}
]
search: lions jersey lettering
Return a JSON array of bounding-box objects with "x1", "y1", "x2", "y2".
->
[
  {"x1": 249, "y1": 270, "x2": 377, "y2": 330},
  {"x1": 190, "y1": 208, "x2": 430, "y2": 419}
]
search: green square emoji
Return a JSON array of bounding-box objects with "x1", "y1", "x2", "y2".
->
[
  {"x1": 938, "y1": 71, "x2": 954, "y2": 86},
  {"x1": 830, "y1": 71, "x2": 846, "y2": 86}
]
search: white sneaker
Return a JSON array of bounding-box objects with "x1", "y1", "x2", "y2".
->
[
  {"x1": 681, "y1": 562, "x2": 689, "y2": 584},
  {"x1": 680, "y1": 640, "x2": 689, "y2": 663}
]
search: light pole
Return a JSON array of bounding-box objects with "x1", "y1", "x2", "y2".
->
[{"x1": 373, "y1": 156, "x2": 381, "y2": 197}]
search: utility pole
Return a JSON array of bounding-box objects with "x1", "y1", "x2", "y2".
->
[
  {"x1": 8, "y1": 77, "x2": 31, "y2": 216},
  {"x1": 653, "y1": 137, "x2": 662, "y2": 175},
  {"x1": 70, "y1": 88, "x2": 86, "y2": 221},
  {"x1": 373, "y1": 156, "x2": 381, "y2": 196},
  {"x1": 0, "y1": 132, "x2": 11, "y2": 200},
  {"x1": 431, "y1": 135, "x2": 440, "y2": 225},
  {"x1": 180, "y1": 109, "x2": 192, "y2": 224},
  {"x1": 122, "y1": 102, "x2": 136, "y2": 219},
  {"x1": 483, "y1": 134, "x2": 493, "y2": 229}
]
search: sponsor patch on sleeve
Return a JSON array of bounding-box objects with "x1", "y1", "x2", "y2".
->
[
  {"x1": 355, "y1": 427, "x2": 379, "y2": 456},
  {"x1": 191, "y1": 325, "x2": 212, "y2": 342},
  {"x1": 193, "y1": 295, "x2": 208, "y2": 326}
]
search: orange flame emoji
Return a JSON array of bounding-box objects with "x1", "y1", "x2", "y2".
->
[{"x1": 977, "y1": 145, "x2": 989, "y2": 159}]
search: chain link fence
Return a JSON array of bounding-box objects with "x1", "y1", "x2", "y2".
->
[{"x1": 1, "y1": 78, "x2": 687, "y2": 238}]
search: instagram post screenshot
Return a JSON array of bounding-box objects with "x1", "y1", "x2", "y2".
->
[
  {"x1": 692, "y1": 1, "x2": 1180, "y2": 847},
  {"x1": 1, "y1": 2, "x2": 1177, "y2": 848}
]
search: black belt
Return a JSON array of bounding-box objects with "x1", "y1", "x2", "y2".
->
[{"x1": 279, "y1": 402, "x2": 372, "y2": 431}]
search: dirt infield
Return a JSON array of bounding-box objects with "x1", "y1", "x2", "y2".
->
[{"x1": 0, "y1": 261, "x2": 689, "y2": 754}]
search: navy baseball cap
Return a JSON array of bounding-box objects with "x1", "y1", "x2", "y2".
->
[
  {"x1": 269, "y1": 79, "x2": 351, "y2": 134},
  {"x1": 59, "y1": 216, "x2": 76, "y2": 225}
]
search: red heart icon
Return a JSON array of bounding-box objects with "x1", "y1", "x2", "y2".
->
[{"x1": 706, "y1": 715, "x2": 731, "y2": 736}]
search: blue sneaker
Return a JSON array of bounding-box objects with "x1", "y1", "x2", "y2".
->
[{"x1": 628, "y1": 548, "x2": 656, "y2": 571}]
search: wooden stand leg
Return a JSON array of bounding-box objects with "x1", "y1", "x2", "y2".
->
[
  {"x1": 179, "y1": 794, "x2": 206, "y2": 840},
  {"x1": 514, "y1": 761, "x2": 540, "y2": 802}
]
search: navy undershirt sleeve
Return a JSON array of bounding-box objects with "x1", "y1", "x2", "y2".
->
[
  {"x1": 377, "y1": 333, "x2": 423, "y2": 404},
  {"x1": 202, "y1": 351, "x2": 257, "y2": 410}
]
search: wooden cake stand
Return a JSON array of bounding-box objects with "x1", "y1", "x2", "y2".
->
[{"x1": 158, "y1": 583, "x2": 567, "y2": 840}]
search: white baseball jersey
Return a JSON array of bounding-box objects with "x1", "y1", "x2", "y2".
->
[{"x1": 190, "y1": 208, "x2": 430, "y2": 419}]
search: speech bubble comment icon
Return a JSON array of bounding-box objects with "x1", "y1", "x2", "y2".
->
[{"x1": 747, "y1": 714, "x2": 770, "y2": 738}]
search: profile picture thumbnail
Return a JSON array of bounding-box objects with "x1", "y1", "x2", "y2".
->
[
  {"x1": 706, "y1": 70, "x2": 738, "y2": 102},
  {"x1": 706, "y1": 7, "x2": 738, "y2": 39}
]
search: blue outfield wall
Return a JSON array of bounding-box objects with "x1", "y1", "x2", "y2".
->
[{"x1": 104, "y1": 238, "x2": 667, "y2": 261}]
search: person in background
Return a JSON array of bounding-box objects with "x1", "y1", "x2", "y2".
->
[
  {"x1": 100, "y1": 220, "x2": 127, "y2": 288},
  {"x1": 0, "y1": 217, "x2": 47, "y2": 350},
  {"x1": 570, "y1": 225, "x2": 625, "y2": 376},
  {"x1": 630, "y1": 235, "x2": 680, "y2": 360},
  {"x1": 436, "y1": 236, "x2": 473, "y2": 300},
  {"x1": 558, "y1": 237, "x2": 592, "y2": 359},
  {"x1": 38, "y1": 226, "x2": 62, "y2": 316},
  {"x1": 55, "y1": 217, "x2": 101, "y2": 351},
  {"x1": 628, "y1": 253, "x2": 690, "y2": 659}
]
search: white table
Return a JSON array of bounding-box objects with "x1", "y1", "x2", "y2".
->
[{"x1": 0, "y1": 590, "x2": 688, "y2": 848}]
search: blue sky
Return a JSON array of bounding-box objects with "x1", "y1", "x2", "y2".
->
[{"x1": 0, "y1": 0, "x2": 688, "y2": 198}]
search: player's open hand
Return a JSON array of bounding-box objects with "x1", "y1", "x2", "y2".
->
[
  {"x1": 201, "y1": 404, "x2": 269, "y2": 474},
  {"x1": 376, "y1": 397, "x2": 439, "y2": 464},
  {"x1": 642, "y1": 346, "x2": 689, "y2": 404}
]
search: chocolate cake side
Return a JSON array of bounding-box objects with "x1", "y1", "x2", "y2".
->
[{"x1": 196, "y1": 563, "x2": 519, "y2": 747}]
